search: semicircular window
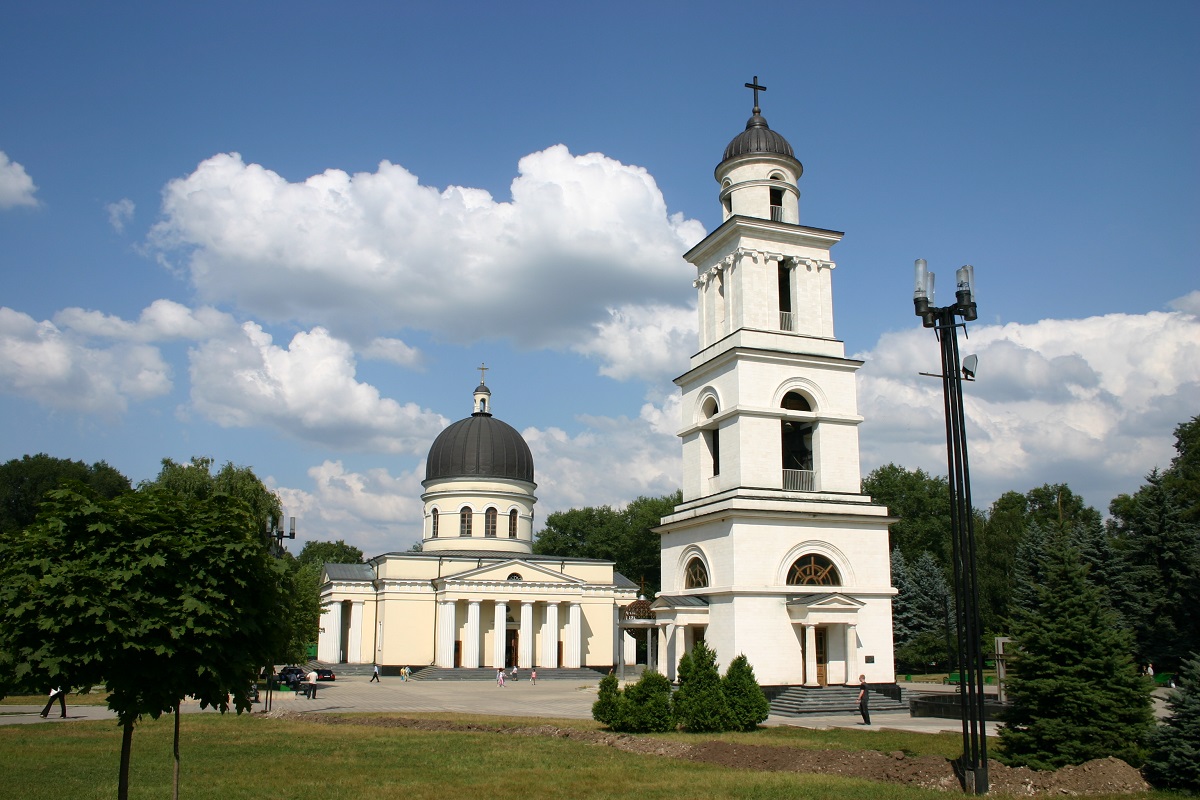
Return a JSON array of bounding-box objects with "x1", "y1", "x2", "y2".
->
[
  {"x1": 506, "y1": 573, "x2": 522, "y2": 582},
  {"x1": 787, "y1": 554, "x2": 839, "y2": 586},
  {"x1": 684, "y1": 557, "x2": 709, "y2": 589}
]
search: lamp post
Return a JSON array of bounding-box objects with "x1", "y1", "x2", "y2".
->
[
  {"x1": 262, "y1": 516, "x2": 296, "y2": 713},
  {"x1": 913, "y1": 259, "x2": 988, "y2": 795}
]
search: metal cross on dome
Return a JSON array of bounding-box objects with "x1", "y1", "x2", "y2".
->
[
  {"x1": 745, "y1": 76, "x2": 766, "y2": 113},
  {"x1": 477, "y1": 362, "x2": 488, "y2": 384}
]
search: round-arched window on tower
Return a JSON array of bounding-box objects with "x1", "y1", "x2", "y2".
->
[
  {"x1": 685, "y1": 557, "x2": 709, "y2": 589},
  {"x1": 430, "y1": 508, "x2": 439, "y2": 538},
  {"x1": 485, "y1": 507, "x2": 498, "y2": 537},
  {"x1": 460, "y1": 507, "x2": 473, "y2": 537},
  {"x1": 787, "y1": 554, "x2": 839, "y2": 586},
  {"x1": 508, "y1": 509, "x2": 518, "y2": 538}
]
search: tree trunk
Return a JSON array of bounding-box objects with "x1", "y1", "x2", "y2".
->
[
  {"x1": 118, "y1": 720, "x2": 134, "y2": 800},
  {"x1": 173, "y1": 701, "x2": 181, "y2": 800}
]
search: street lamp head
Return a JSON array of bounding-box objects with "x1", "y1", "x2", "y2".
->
[
  {"x1": 913, "y1": 259, "x2": 937, "y2": 327},
  {"x1": 956, "y1": 265, "x2": 978, "y2": 321}
]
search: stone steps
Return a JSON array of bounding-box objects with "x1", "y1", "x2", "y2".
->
[
  {"x1": 768, "y1": 685, "x2": 909, "y2": 717},
  {"x1": 409, "y1": 666, "x2": 609, "y2": 682}
]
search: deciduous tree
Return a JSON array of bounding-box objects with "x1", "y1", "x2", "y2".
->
[{"x1": 0, "y1": 453, "x2": 130, "y2": 533}]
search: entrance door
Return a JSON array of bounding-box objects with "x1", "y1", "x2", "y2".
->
[
  {"x1": 816, "y1": 627, "x2": 828, "y2": 686},
  {"x1": 507, "y1": 630, "x2": 519, "y2": 668},
  {"x1": 453, "y1": 641, "x2": 462, "y2": 668}
]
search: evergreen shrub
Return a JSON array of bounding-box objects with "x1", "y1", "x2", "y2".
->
[
  {"x1": 672, "y1": 640, "x2": 730, "y2": 732},
  {"x1": 613, "y1": 670, "x2": 674, "y2": 733},
  {"x1": 591, "y1": 671, "x2": 620, "y2": 726},
  {"x1": 722, "y1": 654, "x2": 770, "y2": 732}
]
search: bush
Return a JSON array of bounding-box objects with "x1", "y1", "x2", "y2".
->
[
  {"x1": 613, "y1": 670, "x2": 675, "y2": 733},
  {"x1": 672, "y1": 640, "x2": 730, "y2": 732},
  {"x1": 1144, "y1": 653, "x2": 1200, "y2": 791},
  {"x1": 722, "y1": 654, "x2": 770, "y2": 732},
  {"x1": 591, "y1": 671, "x2": 620, "y2": 726}
]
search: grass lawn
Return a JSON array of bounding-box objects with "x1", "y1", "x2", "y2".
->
[
  {"x1": 0, "y1": 712, "x2": 1163, "y2": 800},
  {"x1": 0, "y1": 690, "x2": 110, "y2": 706}
]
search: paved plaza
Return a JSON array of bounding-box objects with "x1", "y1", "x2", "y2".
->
[{"x1": 2, "y1": 676, "x2": 973, "y2": 734}]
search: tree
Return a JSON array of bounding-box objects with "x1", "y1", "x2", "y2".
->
[
  {"x1": 1106, "y1": 469, "x2": 1200, "y2": 671},
  {"x1": 672, "y1": 640, "x2": 731, "y2": 732},
  {"x1": 862, "y1": 464, "x2": 952, "y2": 566},
  {"x1": 722, "y1": 654, "x2": 770, "y2": 731},
  {"x1": 144, "y1": 456, "x2": 282, "y2": 547},
  {"x1": 297, "y1": 539, "x2": 364, "y2": 568},
  {"x1": 977, "y1": 491, "x2": 1029, "y2": 635},
  {"x1": 1143, "y1": 652, "x2": 1200, "y2": 791},
  {"x1": 998, "y1": 530, "x2": 1153, "y2": 770},
  {"x1": 612, "y1": 670, "x2": 675, "y2": 733},
  {"x1": 534, "y1": 491, "x2": 680, "y2": 595},
  {"x1": 0, "y1": 485, "x2": 289, "y2": 800},
  {"x1": 1163, "y1": 415, "x2": 1200, "y2": 524},
  {"x1": 592, "y1": 671, "x2": 621, "y2": 725},
  {"x1": 890, "y1": 550, "x2": 918, "y2": 648},
  {"x1": 0, "y1": 453, "x2": 130, "y2": 533}
]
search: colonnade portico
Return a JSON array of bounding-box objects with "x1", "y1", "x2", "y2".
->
[{"x1": 434, "y1": 597, "x2": 584, "y2": 669}]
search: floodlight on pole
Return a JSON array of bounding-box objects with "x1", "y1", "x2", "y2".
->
[{"x1": 912, "y1": 258, "x2": 988, "y2": 795}]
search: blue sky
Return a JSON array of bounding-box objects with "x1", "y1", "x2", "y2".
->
[{"x1": 2, "y1": 1, "x2": 1197, "y2": 554}]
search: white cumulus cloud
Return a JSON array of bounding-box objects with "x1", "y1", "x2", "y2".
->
[
  {"x1": 146, "y1": 147, "x2": 706, "y2": 380},
  {"x1": 0, "y1": 307, "x2": 172, "y2": 413},
  {"x1": 106, "y1": 198, "x2": 135, "y2": 232},
  {"x1": 188, "y1": 323, "x2": 447, "y2": 453},
  {"x1": 0, "y1": 151, "x2": 38, "y2": 209},
  {"x1": 856, "y1": 307, "x2": 1200, "y2": 512}
]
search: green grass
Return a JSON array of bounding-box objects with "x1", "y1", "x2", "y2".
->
[
  {"x1": 0, "y1": 690, "x2": 110, "y2": 706},
  {"x1": 0, "y1": 712, "x2": 1165, "y2": 800}
]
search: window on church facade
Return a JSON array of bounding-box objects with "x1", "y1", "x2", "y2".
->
[
  {"x1": 778, "y1": 262, "x2": 793, "y2": 331},
  {"x1": 485, "y1": 507, "x2": 497, "y2": 537},
  {"x1": 770, "y1": 186, "x2": 784, "y2": 222},
  {"x1": 684, "y1": 557, "x2": 709, "y2": 589},
  {"x1": 460, "y1": 507, "x2": 472, "y2": 536},
  {"x1": 787, "y1": 554, "x2": 839, "y2": 586},
  {"x1": 431, "y1": 508, "x2": 439, "y2": 538},
  {"x1": 781, "y1": 391, "x2": 815, "y2": 491},
  {"x1": 508, "y1": 509, "x2": 518, "y2": 538}
]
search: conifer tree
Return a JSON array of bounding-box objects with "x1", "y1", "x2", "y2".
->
[
  {"x1": 672, "y1": 640, "x2": 730, "y2": 732},
  {"x1": 999, "y1": 530, "x2": 1153, "y2": 769},
  {"x1": 592, "y1": 671, "x2": 620, "y2": 726},
  {"x1": 722, "y1": 654, "x2": 770, "y2": 731},
  {"x1": 1144, "y1": 652, "x2": 1200, "y2": 791},
  {"x1": 613, "y1": 670, "x2": 674, "y2": 733}
]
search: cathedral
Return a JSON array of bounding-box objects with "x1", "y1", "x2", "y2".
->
[{"x1": 318, "y1": 81, "x2": 896, "y2": 687}]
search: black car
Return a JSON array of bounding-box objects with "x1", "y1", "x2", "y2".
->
[
  {"x1": 277, "y1": 666, "x2": 307, "y2": 689},
  {"x1": 315, "y1": 669, "x2": 336, "y2": 681}
]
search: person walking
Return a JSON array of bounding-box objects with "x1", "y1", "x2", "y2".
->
[
  {"x1": 370, "y1": 664, "x2": 381, "y2": 683},
  {"x1": 307, "y1": 670, "x2": 319, "y2": 699},
  {"x1": 40, "y1": 687, "x2": 66, "y2": 718},
  {"x1": 857, "y1": 674, "x2": 871, "y2": 725},
  {"x1": 530, "y1": 669, "x2": 537, "y2": 685},
  {"x1": 510, "y1": 665, "x2": 519, "y2": 682}
]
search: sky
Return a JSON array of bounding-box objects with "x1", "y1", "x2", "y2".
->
[{"x1": 2, "y1": 1, "x2": 1197, "y2": 556}]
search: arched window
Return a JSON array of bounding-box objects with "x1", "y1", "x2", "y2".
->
[
  {"x1": 702, "y1": 396, "x2": 720, "y2": 478},
  {"x1": 781, "y1": 391, "x2": 815, "y2": 491},
  {"x1": 508, "y1": 509, "x2": 518, "y2": 538},
  {"x1": 787, "y1": 554, "x2": 840, "y2": 586},
  {"x1": 485, "y1": 507, "x2": 497, "y2": 537},
  {"x1": 507, "y1": 573, "x2": 522, "y2": 582},
  {"x1": 684, "y1": 557, "x2": 709, "y2": 589},
  {"x1": 769, "y1": 186, "x2": 784, "y2": 221},
  {"x1": 460, "y1": 507, "x2": 473, "y2": 537},
  {"x1": 430, "y1": 508, "x2": 439, "y2": 538}
]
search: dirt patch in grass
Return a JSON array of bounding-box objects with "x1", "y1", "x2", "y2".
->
[{"x1": 264, "y1": 710, "x2": 1149, "y2": 795}]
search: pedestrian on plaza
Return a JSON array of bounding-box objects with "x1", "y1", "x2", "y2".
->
[
  {"x1": 511, "y1": 665, "x2": 518, "y2": 682},
  {"x1": 40, "y1": 687, "x2": 67, "y2": 718},
  {"x1": 530, "y1": 669, "x2": 537, "y2": 685},
  {"x1": 497, "y1": 668, "x2": 506, "y2": 687},
  {"x1": 307, "y1": 669, "x2": 319, "y2": 699},
  {"x1": 857, "y1": 674, "x2": 871, "y2": 725},
  {"x1": 370, "y1": 664, "x2": 381, "y2": 683}
]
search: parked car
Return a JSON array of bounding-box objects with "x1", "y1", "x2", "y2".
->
[
  {"x1": 316, "y1": 669, "x2": 336, "y2": 681},
  {"x1": 277, "y1": 666, "x2": 306, "y2": 689}
]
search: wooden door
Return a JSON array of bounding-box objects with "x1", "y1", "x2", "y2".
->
[{"x1": 816, "y1": 627, "x2": 828, "y2": 686}]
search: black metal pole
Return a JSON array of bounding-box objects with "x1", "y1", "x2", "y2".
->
[{"x1": 916, "y1": 260, "x2": 988, "y2": 795}]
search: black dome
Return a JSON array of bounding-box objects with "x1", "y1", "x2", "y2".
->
[
  {"x1": 721, "y1": 112, "x2": 801, "y2": 166},
  {"x1": 425, "y1": 412, "x2": 534, "y2": 483}
]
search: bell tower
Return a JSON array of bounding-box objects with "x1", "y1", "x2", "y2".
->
[{"x1": 655, "y1": 79, "x2": 896, "y2": 689}]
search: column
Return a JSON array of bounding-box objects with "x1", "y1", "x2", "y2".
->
[
  {"x1": 347, "y1": 601, "x2": 364, "y2": 663},
  {"x1": 542, "y1": 602, "x2": 559, "y2": 668},
  {"x1": 435, "y1": 600, "x2": 456, "y2": 667},
  {"x1": 492, "y1": 601, "x2": 508, "y2": 668},
  {"x1": 804, "y1": 624, "x2": 819, "y2": 687},
  {"x1": 845, "y1": 623, "x2": 859, "y2": 685},
  {"x1": 663, "y1": 624, "x2": 678, "y2": 681},
  {"x1": 318, "y1": 604, "x2": 341, "y2": 663},
  {"x1": 519, "y1": 601, "x2": 534, "y2": 668},
  {"x1": 565, "y1": 602, "x2": 582, "y2": 668},
  {"x1": 464, "y1": 600, "x2": 481, "y2": 668}
]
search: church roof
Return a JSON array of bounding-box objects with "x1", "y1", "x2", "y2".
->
[
  {"x1": 323, "y1": 563, "x2": 374, "y2": 582},
  {"x1": 721, "y1": 110, "x2": 800, "y2": 165},
  {"x1": 425, "y1": 388, "x2": 534, "y2": 483}
]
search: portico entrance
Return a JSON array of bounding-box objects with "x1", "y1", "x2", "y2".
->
[{"x1": 815, "y1": 626, "x2": 828, "y2": 686}]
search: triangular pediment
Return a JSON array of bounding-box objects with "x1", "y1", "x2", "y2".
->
[
  {"x1": 786, "y1": 592, "x2": 865, "y2": 611},
  {"x1": 443, "y1": 558, "x2": 585, "y2": 585}
]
